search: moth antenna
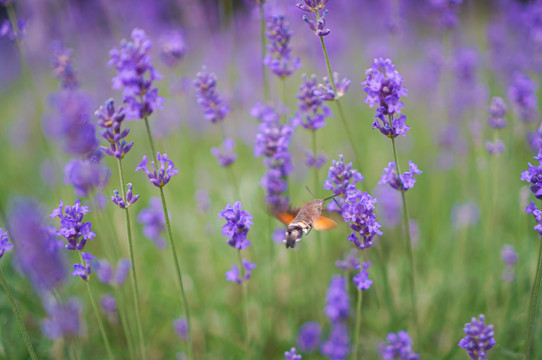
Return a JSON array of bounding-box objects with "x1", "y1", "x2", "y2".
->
[
  {"x1": 305, "y1": 185, "x2": 316, "y2": 199},
  {"x1": 323, "y1": 193, "x2": 341, "y2": 201}
]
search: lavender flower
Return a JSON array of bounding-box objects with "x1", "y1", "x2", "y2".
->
[
  {"x1": 159, "y1": 29, "x2": 187, "y2": 67},
  {"x1": 378, "y1": 330, "x2": 420, "y2": 360},
  {"x1": 353, "y1": 262, "x2": 372, "y2": 290},
  {"x1": 324, "y1": 275, "x2": 349, "y2": 323},
  {"x1": 137, "y1": 197, "x2": 167, "y2": 249},
  {"x1": 335, "y1": 249, "x2": 360, "y2": 271},
  {"x1": 302, "y1": 9, "x2": 330, "y2": 37},
  {"x1": 72, "y1": 252, "x2": 94, "y2": 281},
  {"x1": 379, "y1": 161, "x2": 422, "y2": 192},
  {"x1": 525, "y1": 202, "x2": 542, "y2": 235},
  {"x1": 50, "y1": 199, "x2": 96, "y2": 251},
  {"x1": 173, "y1": 316, "x2": 189, "y2": 341},
  {"x1": 324, "y1": 155, "x2": 364, "y2": 212},
  {"x1": 64, "y1": 151, "x2": 110, "y2": 196},
  {"x1": 305, "y1": 150, "x2": 328, "y2": 169},
  {"x1": 451, "y1": 202, "x2": 481, "y2": 229},
  {"x1": 0, "y1": 229, "x2": 13, "y2": 259},
  {"x1": 320, "y1": 322, "x2": 350, "y2": 359},
  {"x1": 521, "y1": 150, "x2": 542, "y2": 199},
  {"x1": 193, "y1": 67, "x2": 230, "y2": 123},
  {"x1": 100, "y1": 294, "x2": 117, "y2": 322},
  {"x1": 260, "y1": 168, "x2": 289, "y2": 209},
  {"x1": 264, "y1": 15, "x2": 301, "y2": 78},
  {"x1": 342, "y1": 190, "x2": 383, "y2": 250},
  {"x1": 0, "y1": 19, "x2": 26, "y2": 40},
  {"x1": 428, "y1": 0, "x2": 463, "y2": 29},
  {"x1": 225, "y1": 259, "x2": 256, "y2": 284},
  {"x1": 111, "y1": 183, "x2": 140, "y2": 209},
  {"x1": 501, "y1": 244, "x2": 518, "y2": 282},
  {"x1": 219, "y1": 202, "x2": 253, "y2": 250},
  {"x1": 94, "y1": 258, "x2": 130, "y2": 285},
  {"x1": 296, "y1": 0, "x2": 327, "y2": 12},
  {"x1": 285, "y1": 347, "x2": 302, "y2": 360},
  {"x1": 297, "y1": 322, "x2": 321, "y2": 353},
  {"x1": 372, "y1": 114, "x2": 411, "y2": 139},
  {"x1": 109, "y1": 28, "x2": 164, "y2": 119},
  {"x1": 508, "y1": 71, "x2": 538, "y2": 123},
  {"x1": 295, "y1": 74, "x2": 332, "y2": 131},
  {"x1": 485, "y1": 139, "x2": 505, "y2": 155},
  {"x1": 488, "y1": 97, "x2": 507, "y2": 129},
  {"x1": 315, "y1": 73, "x2": 350, "y2": 101},
  {"x1": 373, "y1": 185, "x2": 401, "y2": 228},
  {"x1": 95, "y1": 99, "x2": 134, "y2": 159},
  {"x1": 41, "y1": 297, "x2": 84, "y2": 339},
  {"x1": 211, "y1": 138, "x2": 237, "y2": 167},
  {"x1": 136, "y1": 153, "x2": 179, "y2": 188},
  {"x1": 458, "y1": 314, "x2": 495, "y2": 360},
  {"x1": 50, "y1": 41, "x2": 78, "y2": 90}
]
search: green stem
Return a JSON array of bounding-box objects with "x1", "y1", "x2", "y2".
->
[
  {"x1": 219, "y1": 123, "x2": 241, "y2": 201},
  {"x1": 237, "y1": 250, "x2": 249, "y2": 354},
  {"x1": 143, "y1": 116, "x2": 158, "y2": 163},
  {"x1": 113, "y1": 288, "x2": 136, "y2": 360},
  {"x1": 526, "y1": 222, "x2": 542, "y2": 358},
  {"x1": 259, "y1": 3, "x2": 269, "y2": 103},
  {"x1": 117, "y1": 159, "x2": 147, "y2": 360},
  {"x1": 390, "y1": 137, "x2": 418, "y2": 337},
  {"x1": 0, "y1": 268, "x2": 38, "y2": 360},
  {"x1": 159, "y1": 187, "x2": 193, "y2": 359},
  {"x1": 352, "y1": 252, "x2": 364, "y2": 360}
]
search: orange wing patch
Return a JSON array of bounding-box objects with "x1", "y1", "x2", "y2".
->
[
  {"x1": 313, "y1": 216, "x2": 337, "y2": 231},
  {"x1": 275, "y1": 212, "x2": 297, "y2": 225}
]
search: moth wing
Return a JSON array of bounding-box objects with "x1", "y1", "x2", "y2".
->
[
  {"x1": 313, "y1": 215, "x2": 338, "y2": 231},
  {"x1": 275, "y1": 211, "x2": 297, "y2": 225}
]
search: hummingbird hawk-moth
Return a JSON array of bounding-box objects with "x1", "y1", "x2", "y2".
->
[{"x1": 274, "y1": 191, "x2": 340, "y2": 249}]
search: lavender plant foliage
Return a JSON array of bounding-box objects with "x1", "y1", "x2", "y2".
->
[
  {"x1": 193, "y1": 67, "x2": 230, "y2": 123},
  {"x1": 342, "y1": 190, "x2": 383, "y2": 250},
  {"x1": 50, "y1": 199, "x2": 95, "y2": 251},
  {"x1": 315, "y1": 73, "x2": 350, "y2": 101},
  {"x1": 111, "y1": 183, "x2": 140, "y2": 209},
  {"x1": 137, "y1": 197, "x2": 167, "y2": 249},
  {"x1": 64, "y1": 150, "x2": 110, "y2": 197},
  {"x1": 353, "y1": 262, "x2": 372, "y2": 290},
  {"x1": 225, "y1": 259, "x2": 257, "y2": 284},
  {"x1": 265, "y1": 15, "x2": 301, "y2": 78},
  {"x1": 284, "y1": 347, "x2": 302, "y2": 360},
  {"x1": 211, "y1": 138, "x2": 237, "y2": 167},
  {"x1": 160, "y1": 29, "x2": 187, "y2": 67},
  {"x1": 173, "y1": 316, "x2": 189, "y2": 341},
  {"x1": 94, "y1": 258, "x2": 130, "y2": 285},
  {"x1": 508, "y1": 71, "x2": 538, "y2": 123},
  {"x1": 41, "y1": 297, "x2": 84, "y2": 339},
  {"x1": 297, "y1": 321, "x2": 321, "y2": 353},
  {"x1": 379, "y1": 161, "x2": 422, "y2": 192},
  {"x1": 136, "y1": 153, "x2": 179, "y2": 188},
  {"x1": 323, "y1": 154, "x2": 364, "y2": 212},
  {"x1": 521, "y1": 150, "x2": 542, "y2": 199},
  {"x1": 324, "y1": 275, "x2": 349, "y2": 323},
  {"x1": 95, "y1": 99, "x2": 134, "y2": 159},
  {"x1": 50, "y1": 41, "x2": 78, "y2": 90},
  {"x1": 295, "y1": 74, "x2": 332, "y2": 131},
  {"x1": 458, "y1": 314, "x2": 495, "y2": 360},
  {"x1": 0, "y1": 229, "x2": 13, "y2": 259},
  {"x1": 72, "y1": 251, "x2": 94, "y2": 281},
  {"x1": 320, "y1": 322, "x2": 350, "y2": 359},
  {"x1": 378, "y1": 330, "x2": 420, "y2": 360},
  {"x1": 109, "y1": 28, "x2": 164, "y2": 119},
  {"x1": 219, "y1": 201, "x2": 253, "y2": 250}
]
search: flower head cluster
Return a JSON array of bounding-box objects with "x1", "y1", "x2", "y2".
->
[
  {"x1": 72, "y1": 252, "x2": 94, "y2": 281},
  {"x1": 265, "y1": 15, "x2": 301, "y2": 78},
  {"x1": 95, "y1": 99, "x2": 134, "y2": 159},
  {"x1": 219, "y1": 201, "x2": 253, "y2": 250},
  {"x1": 0, "y1": 19, "x2": 26, "y2": 41},
  {"x1": 225, "y1": 259, "x2": 257, "y2": 284},
  {"x1": 173, "y1": 316, "x2": 189, "y2": 341},
  {"x1": 525, "y1": 202, "x2": 542, "y2": 235},
  {"x1": 159, "y1": 29, "x2": 187, "y2": 67},
  {"x1": 211, "y1": 138, "x2": 237, "y2": 167},
  {"x1": 508, "y1": 71, "x2": 538, "y2": 123},
  {"x1": 485, "y1": 140, "x2": 505, "y2": 155},
  {"x1": 315, "y1": 72, "x2": 350, "y2": 101},
  {"x1": 295, "y1": 74, "x2": 332, "y2": 131},
  {"x1": 335, "y1": 249, "x2": 360, "y2": 271},
  {"x1": 41, "y1": 297, "x2": 84, "y2": 339},
  {"x1": 521, "y1": 150, "x2": 542, "y2": 199},
  {"x1": 305, "y1": 150, "x2": 328, "y2": 169},
  {"x1": 137, "y1": 197, "x2": 167, "y2": 249},
  {"x1": 353, "y1": 262, "x2": 373, "y2": 290},
  {"x1": 100, "y1": 294, "x2": 117, "y2": 320},
  {"x1": 297, "y1": 322, "x2": 321, "y2": 353},
  {"x1": 0, "y1": 229, "x2": 13, "y2": 259},
  {"x1": 458, "y1": 314, "x2": 495, "y2": 360},
  {"x1": 50, "y1": 41, "x2": 78, "y2": 90},
  {"x1": 50, "y1": 199, "x2": 96, "y2": 251},
  {"x1": 320, "y1": 322, "x2": 350, "y2": 359},
  {"x1": 136, "y1": 153, "x2": 179, "y2": 188},
  {"x1": 501, "y1": 244, "x2": 518, "y2": 282},
  {"x1": 302, "y1": 9, "x2": 330, "y2": 37},
  {"x1": 296, "y1": 0, "x2": 327, "y2": 12},
  {"x1": 111, "y1": 183, "x2": 140, "y2": 209},
  {"x1": 94, "y1": 258, "x2": 130, "y2": 286},
  {"x1": 379, "y1": 161, "x2": 422, "y2": 192},
  {"x1": 109, "y1": 28, "x2": 164, "y2": 120},
  {"x1": 342, "y1": 190, "x2": 383, "y2": 250},
  {"x1": 378, "y1": 330, "x2": 420, "y2": 360},
  {"x1": 324, "y1": 155, "x2": 364, "y2": 212},
  {"x1": 284, "y1": 347, "x2": 302, "y2": 360},
  {"x1": 193, "y1": 67, "x2": 230, "y2": 123},
  {"x1": 428, "y1": 0, "x2": 464, "y2": 29},
  {"x1": 373, "y1": 185, "x2": 401, "y2": 227},
  {"x1": 488, "y1": 97, "x2": 507, "y2": 129},
  {"x1": 324, "y1": 275, "x2": 350, "y2": 322},
  {"x1": 64, "y1": 150, "x2": 110, "y2": 197}
]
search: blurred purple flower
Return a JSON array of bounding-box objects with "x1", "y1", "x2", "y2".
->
[
  {"x1": 353, "y1": 262, "x2": 372, "y2": 290},
  {"x1": 195, "y1": 189, "x2": 211, "y2": 213},
  {"x1": 41, "y1": 297, "x2": 84, "y2": 339},
  {"x1": 342, "y1": 190, "x2": 383, "y2": 250},
  {"x1": 451, "y1": 202, "x2": 480, "y2": 229},
  {"x1": 296, "y1": 0, "x2": 327, "y2": 13},
  {"x1": 323, "y1": 275, "x2": 349, "y2": 322},
  {"x1": 525, "y1": 202, "x2": 542, "y2": 235},
  {"x1": 265, "y1": 15, "x2": 301, "y2": 78},
  {"x1": 225, "y1": 259, "x2": 256, "y2": 284},
  {"x1": 137, "y1": 197, "x2": 167, "y2": 249},
  {"x1": 260, "y1": 168, "x2": 289, "y2": 210},
  {"x1": 0, "y1": 19, "x2": 26, "y2": 40},
  {"x1": 0, "y1": 229, "x2": 13, "y2": 259},
  {"x1": 508, "y1": 71, "x2": 538, "y2": 123},
  {"x1": 111, "y1": 183, "x2": 140, "y2": 209},
  {"x1": 320, "y1": 322, "x2": 350, "y2": 359},
  {"x1": 295, "y1": 74, "x2": 332, "y2": 131},
  {"x1": 521, "y1": 150, "x2": 542, "y2": 199},
  {"x1": 485, "y1": 140, "x2": 505, "y2": 155},
  {"x1": 50, "y1": 199, "x2": 95, "y2": 251},
  {"x1": 94, "y1": 258, "x2": 130, "y2": 285},
  {"x1": 378, "y1": 330, "x2": 420, "y2": 360},
  {"x1": 136, "y1": 153, "x2": 179, "y2": 188},
  {"x1": 297, "y1": 321, "x2": 321, "y2": 353},
  {"x1": 335, "y1": 249, "x2": 360, "y2": 271},
  {"x1": 458, "y1": 314, "x2": 495, "y2": 360},
  {"x1": 284, "y1": 347, "x2": 302, "y2": 360},
  {"x1": 100, "y1": 294, "x2": 117, "y2": 322},
  {"x1": 362, "y1": 57, "x2": 407, "y2": 117},
  {"x1": 428, "y1": 0, "x2": 463, "y2": 29},
  {"x1": 95, "y1": 99, "x2": 134, "y2": 159},
  {"x1": 488, "y1": 97, "x2": 507, "y2": 129},
  {"x1": 272, "y1": 227, "x2": 285, "y2": 244},
  {"x1": 302, "y1": 9, "x2": 330, "y2": 37},
  {"x1": 160, "y1": 29, "x2": 187, "y2": 67},
  {"x1": 315, "y1": 72, "x2": 350, "y2": 101},
  {"x1": 173, "y1": 316, "x2": 189, "y2": 341},
  {"x1": 193, "y1": 67, "x2": 230, "y2": 123},
  {"x1": 501, "y1": 244, "x2": 518, "y2": 282},
  {"x1": 72, "y1": 251, "x2": 94, "y2": 281},
  {"x1": 211, "y1": 138, "x2": 237, "y2": 167},
  {"x1": 378, "y1": 161, "x2": 422, "y2": 192},
  {"x1": 50, "y1": 41, "x2": 78, "y2": 90},
  {"x1": 373, "y1": 185, "x2": 401, "y2": 228},
  {"x1": 64, "y1": 151, "x2": 110, "y2": 197},
  {"x1": 305, "y1": 150, "x2": 328, "y2": 169},
  {"x1": 219, "y1": 201, "x2": 253, "y2": 250}
]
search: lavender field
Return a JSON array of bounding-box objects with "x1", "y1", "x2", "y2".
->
[{"x1": 1, "y1": 0, "x2": 541, "y2": 359}]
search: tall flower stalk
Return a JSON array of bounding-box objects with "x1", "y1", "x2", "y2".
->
[{"x1": 0, "y1": 230, "x2": 38, "y2": 360}]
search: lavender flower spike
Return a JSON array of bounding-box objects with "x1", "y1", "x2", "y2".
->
[
  {"x1": 342, "y1": 190, "x2": 383, "y2": 250},
  {"x1": 50, "y1": 41, "x2": 78, "y2": 90},
  {"x1": 324, "y1": 275, "x2": 350, "y2": 322},
  {"x1": 521, "y1": 150, "x2": 542, "y2": 199},
  {"x1": 159, "y1": 29, "x2": 187, "y2": 67},
  {"x1": 137, "y1": 197, "x2": 167, "y2": 249},
  {"x1": 111, "y1": 183, "x2": 140, "y2": 209},
  {"x1": 302, "y1": 9, "x2": 330, "y2": 37},
  {"x1": 95, "y1": 99, "x2": 134, "y2": 159},
  {"x1": 50, "y1": 199, "x2": 96, "y2": 250},
  {"x1": 353, "y1": 262, "x2": 373, "y2": 290},
  {"x1": 193, "y1": 67, "x2": 230, "y2": 123},
  {"x1": 72, "y1": 252, "x2": 95, "y2": 281},
  {"x1": 488, "y1": 97, "x2": 507, "y2": 129},
  {"x1": 211, "y1": 138, "x2": 237, "y2": 167},
  {"x1": 218, "y1": 201, "x2": 253, "y2": 250},
  {"x1": 284, "y1": 347, "x2": 302, "y2": 360},
  {"x1": 295, "y1": 74, "x2": 332, "y2": 131},
  {"x1": 136, "y1": 153, "x2": 179, "y2": 188},
  {"x1": 297, "y1": 321, "x2": 321, "y2": 352},
  {"x1": 225, "y1": 259, "x2": 257, "y2": 284},
  {"x1": 458, "y1": 314, "x2": 495, "y2": 360},
  {"x1": 0, "y1": 228, "x2": 13, "y2": 259},
  {"x1": 265, "y1": 15, "x2": 301, "y2": 78},
  {"x1": 378, "y1": 330, "x2": 420, "y2": 360},
  {"x1": 315, "y1": 72, "x2": 350, "y2": 101},
  {"x1": 296, "y1": 0, "x2": 328, "y2": 13},
  {"x1": 173, "y1": 316, "x2": 189, "y2": 341},
  {"x1": 379, "y1": 161, "x2": 422, "y2": 192}
]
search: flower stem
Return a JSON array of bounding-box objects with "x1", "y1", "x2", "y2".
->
[
  {"x1": 525, "y1": 224, "x2": 542, "y2": 358},
  {"x1": 219, "y1": 123, "x2": 241, "y2": 201},
  {"x1": 159, "y1": 187, "x2": 193, "y2": 359},
  {"x1": 143, "y1": 116, "x2": 158, "y2": 164},
  {"x1": 390, "y1": 137, "x2": 418, "y2": 337},
  {"x1": 237, "y1": 249, "x2": 250, "y2": 354},
  {"x1": 113, "y1": 288, "x2": 136, "y2": 360},
  {"x1": 0, "y1": 268, "x2": 38, "y2": 360},
  {"x1": 352, "y1": 253, "x2": 364, "y2": 360},
  {"x1": 259, "y1": 2, "x2": 269, "y2": 103},
  {"x1": 117, "y1": 158, "x2": 147, "y2": 360}
]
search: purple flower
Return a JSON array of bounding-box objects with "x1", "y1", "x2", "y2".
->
[
  {"x1": 488, "y1": 97, "x2": 507, "y2": 129},
  {"x1": 0, "y1": 229, "x2": 13, "y2": 259},
  {"x1": 211, "y1": 138, "x2": 237, "y2": 167},
  {"x1": 0, "y1": 18, "x2": 26, "y2": 41},
  {"x1": 41, "y1": 297, "x2": 84, "y2": 339},
  {"x1": 111, "y1": 183, "x2": 140, "y2": 209},
  {"x1": 451, "y1": 202, "x2": 480, "y2": 229},
  {"x1": 219, "y1": 202, "x2": 253, "y2": 250},
  {"x1": 100, "y1": 294, "x2": 117, "y2": 314},
  {"x1": 428, "y1": 0, "x2": 463, "y2": 29},
  {"x1": 335, "y1": 249, "x2": 360, "y2": 271},
  {"x1": 305, "y1": 150, "x2": 328, "y2": 169},
  {"x1": 137, "y1": 197, "x2": 167, "y2": 249},
  {"x1": 485, "y1": 140, "x2": 505, "y2": 155},
  {"x1": 323, "y1": 155, "x2": 364, "y2": 212},
  {"x1": 353, "y1": 262, "x2": 372, "y2": 290},
  {"x1": 320, "y1": 322, "x2": 350, "y2": 359},
  {"x1": 193, "y1": 67, "x2": 230, "y2": 123},
  {"x1": 109, "y1": 28, "x2": 164, "y2": 120},
  {"x1": 525, "y1": 202, "x2": 542, "y2": 235},
  {"x1": 342, "y1": 190, "x2": 383, "y2": 250},
  {"x1": 64, "y1": 151, "x2": 111, "y2": 197},
  {"x1": 225, "y1": 259, "x2": 257, "y2": 284},
  {"x1": 501, "y1": 244, "x2": 518, "y2": 282},
  {"x1": 50, "y1": 199, "x2": 96, "y2": 251},
  {"x1": 295, "y1": 74, "x2": 332, "y2": 131},
  {"x1": 315, "y1": 73, "x2": 350, "y2": 101},
  {"x1": 521, "y1": 150, "x2": 542, "y2": 199},
  {"x1": 285, "y1": 347, "x2": 302, "y2": 360},
  {"x1": 50, "y1": 41, "x2": 78, "y2": 90},
  {"x1": 324, "y1": 275, "x2": 349, "y2": 322},
  {"x1": 160, "y1": 29, "x2": 187, "y2": 67},
  {"x1": 173, "y1": 316, "x2": 189, "y2": 341},
  {"x1": 260, "y1": 168, "x2": 289, "y2": 210},
  {"x1": 136, "y1": 153, "x2": 179, "y2": 188},
  {"x1": 94, "y1": 258, "x2": 130, "y2": 286},
  {"x1": 373, "y1": 185, "x2": 401, "y2": 227},
  {"x1": 372, "y1": 114, "x2": 411, "y2": 139},
  {"x1": 378, "y1": 330, "x2": 420, "y2": 360},
  {"x1": 508, "y1": 71, "x2": 538, "y2": 123},
  {"x1": 458, "y1": 314, "x2": 495, "y2": 360},
  {"x1": 302, "y1": 9, "x2": 331, "y2": 37},
  {"x1": 95, "y1": 99, "x2": 134, "y2": 159},
  {"x1": 265, "y1": 15, "x2": 301, "y2": 78},
  {"x1": 72, "y1": 252, "x2": 95, "y2": 281},
  {"x1": 297, "y1": 321, "x2": 321, "y2": 353},
  {"x1": 195, "y1": 189, "x2": 211, "y2": 213},
  {"x1": 378, "y1": 161, "x2": 422, "y2": 192},
  {"x1": 362, "y1": 58, "x2": 408, "y2": 117},
  {"x1": 296, "y1": 0, "x2": 327, "y2": 12}
]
